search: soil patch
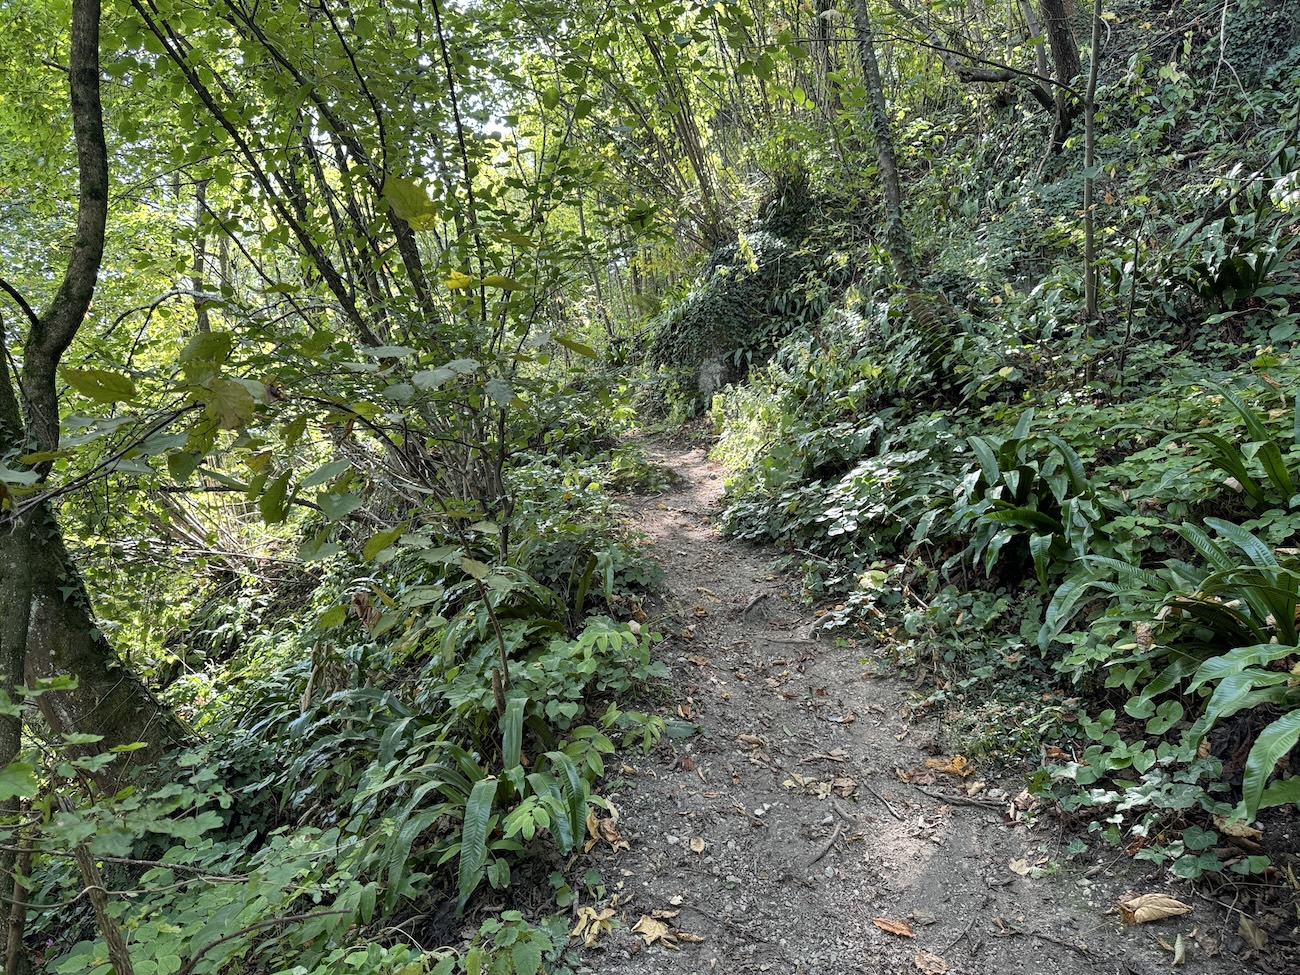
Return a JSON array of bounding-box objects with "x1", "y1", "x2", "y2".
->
[{"x1": 576, "y1": 441, "x2": 1294, "y2": 975}]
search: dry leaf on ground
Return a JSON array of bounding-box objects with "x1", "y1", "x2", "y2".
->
[
  {"x1": 872, "y1": 918, "x2": 915, "y2": 938},
  {"x1": 1214, "y1": 815, "x2": 1263, "y2": 839},
  {"x1": 1237, "y1": 915, "x2": 1268, "y2": 949},
  {"x1": 584, "y1": 805, "x2": 630, "y2": 853},
  {"x1": 569, "y1": 906, "x2": 616, "y2": 946},
  {"x1": 1118, "y1": 893, "x2": 1193, "y2": 924},
  {"x1": 631, "y1": 915, "x2": 678, "y2": 949},
  {"x1": 923, "y1": 755, "x2": 974, "y2": 778},
  {"x1": 914, "y1": 950, "x2": 948, "y2": 974},
  {"x1": 689, "y1": 837, "x2": 706, "y2": 854}
]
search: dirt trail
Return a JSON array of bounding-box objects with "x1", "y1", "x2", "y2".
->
[{"x1": 579, "y1": 442, "x2": 1261, "y2": 975}]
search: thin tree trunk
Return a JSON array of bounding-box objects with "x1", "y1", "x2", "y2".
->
[
  {"x1": 192, "y1": 179, "x2": 211, "y2": 333},
  {"x1": 1040, "y1": 0, "x2": 1082, "y2": 149},
  {"x1": 1083, "y1": 0, "x2": 1102, "y2": 319},
  {"x1": 852, "y1": 0, "x2": 918, "y2": 289}
]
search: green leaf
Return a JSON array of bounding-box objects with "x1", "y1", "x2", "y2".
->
[
  {"x1": 61, "y1": 367, "x2": 136, "y2": 403},
  {"x1": 542, "y1": 85, "x2": 560, "y2": 110},
  {"x1": 382, "y1": 175, "x2": 439, "y2": 230},
  {"x1": 300, "y1": 459, "x2": 352, "y2": 489},
  {"x1": 457, "y1": 778, "x2": 497, "y2": 914},
  {"x1": 179, "y1": 331, "x2": 233, "y2": 381},
  {"x1": 201, "y1": 378, "x2": 256, "y2": 429},
  {"x1": 485, "y1": 378, "x2": 513, "y2": 406},
  {"x1": 1204, "y1": 517, "x2": 1277, "y2": 567},
  {"x1": 512, "y1": 939, "x2": 543, "y2": 975},
  {"x1": 554, "y1": 335, "x2": 598, "y2": 358},
  {"x1": 363, "y1": 527, "x2": 404, "y2": 561},
  {"x1": 258, "y1": 470, "x2": 292, "y2": 524},
  {"x1": 317, "y1": 491, "x2": 364, "y2": 521},
  {"x1": 0, "y1": 762, "x2": 39, "y2": 801},
  {"x1": 445, "y1": 270, "x2": 477, "y2": 289},
  {"x1": 482, "y1": 274, "x2": 525, "y2": 291},
  {"x1": 459, "y1": 555, "x2": 491, "y2": 580},
  {"x1": 1240, "y1": 710, "x2": 1300, "y2": 820},
  {"x1": 502, "y1": 695, "x2": 525, "y2": 771},
  {"x1": 319, "y1": 604, "x2": 347, "y2": 629}
]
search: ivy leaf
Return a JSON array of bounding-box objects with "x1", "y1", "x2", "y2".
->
[{"x1": 61, "y1": 367, "x2": 136, "y2": 403}]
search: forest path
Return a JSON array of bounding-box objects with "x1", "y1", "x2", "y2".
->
[{"x1": 577, "y1": 440, "x2": 1248, "y2": 975}]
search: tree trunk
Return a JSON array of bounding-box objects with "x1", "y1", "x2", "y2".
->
[
  {"x1": 852, "y1": 0, "x2": 919, "y2": 290},
  {"x1": 0, "y1": 0, "x2": 185, "y2": 797},
  {"x1": 1040, "y1": 0, "x2": 1082, "y2": 148},
  {"x1": 852, "y1": 0, "x2": 955, "y2": 382}
]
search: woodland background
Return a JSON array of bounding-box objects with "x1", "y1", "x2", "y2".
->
[{"x1": 0, "y1": 0, "x2": 1298, "y2": 971}]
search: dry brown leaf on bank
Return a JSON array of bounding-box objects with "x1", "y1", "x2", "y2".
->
[
  {"x1": 569, "y1": 906, "x2": 616, "y2": 946},
  {"x1": 895, "y1": 766, "x2": 938, "y2": 786},
  {"x1": 1009, "y1": 858, "x2": 1033, "y2": 876},
  {"x1": 832, "y1": 776, "x2": 857, "y2": 798},
  {"x1": 1213, "y1": 814, "x2": 1263, "y2": 839},
  {"x1": 827, "y1": 711, "x2": 856, "y2": 724},
  {"x1": 913, "y1": 951, "x2": 948, "y2": 974},
  {"x1": 1118, "y1": 893, "x2": 1193, "y2": 924},
  {"x1": 686, "y1": 654, "x2": 710, "y2": 667},
  {"x1": 923, "y1": 755, "x2": 974, "y2": 778},
  {"x1": 1237, "y1": 915, "x2": 1268, "y2": 949},
  {"x1": 872, "y1": 918, "x2": 915, "y2": 938},
  {"x1": 689, "y1": 837, "x2": 706, "y2": 854},
  {"x1": 737, "y1": 733, "x2": 766, "y2": 748}
]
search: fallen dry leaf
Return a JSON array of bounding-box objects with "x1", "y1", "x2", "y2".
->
[
  {"x1": 569, "y1": 906, "x2": 616, "y2": 946},
  {"x1": 1213, "y1": 814, "x2": 1263, "y2": 839},
  {"x1": 584, "y1": 805, "x2": 630, "y2": 853},
  {"x1": 913, "y1": 951, "x2": 948, "y2": 974},
  {"x1": 872, "y1": 918, "x2": 915, "y2": 938},
  {"x1": 923, "y1": 755, "x2": 974, "y2": 778},
  {"x1": 832, "y1": 776, "x2": 856, "y2": 798},
  {"x1": 686, "y1": 654, "x2": 710, "y2": 667},
  {"x1": 631, "y1": 915, "x2": 678, "y2": 949},
  {"x1": 1237, "y1": 915, "x2": 1268, "y2": 949},
  {"x1": 1118, "y1": 893, "x2": 1193, "y2": 924},
  {"x1": 1009, "y1": 858, "x2": 1033, "y2": 876},
  {"x1": 689, "y1": 837, "x2": 706, "y2": 854}
]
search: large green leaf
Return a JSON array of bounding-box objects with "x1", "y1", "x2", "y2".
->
[
  {"x1": 1240, "y1": 709, "x2": 1300, "y2": 820},
  {"x1": 457, "y1": 778, "x2": 498, "y2": 914},
  {"x1": 61, "y1": 367, "x2": 136, "y2": 403}
]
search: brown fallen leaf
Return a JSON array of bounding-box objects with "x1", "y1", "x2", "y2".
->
[
  {"x1": 914, "y1": 950, "x2": 948, "y2": 974},
  {"x1": 923, "y1": 755, "x2": 974, "y2": 778},
  {"x1": 1237, "y1": 915, "x2": 1268, "y2": 949},
  {"x1": 1118, "y1": 893, "x2": 1193, "y2": 924},
  {"x1": 873, "y1": 918, "x2": 915, "y2": 938},
  {"x1": 584, "y1": 805, "x2": 630, "y2": 853},
  {"x1": 832, "y1": 776, "x2": 856, "y2": 798},
  {"x1": 1213, "y1": 814, "x2": 1263, "y2": 839},
  {"x1": 686, "y1": 654, "x2": 710, "y2": 667},
  {"x1": 689, "y1": 837, "x2": 706, "y2": 854},
  {"x1": 631, "y1": 915, "x2": 678, "y2": 949},
  {"x1": 1008, "y1": 858, "x2": 1033, "y2": 876}
]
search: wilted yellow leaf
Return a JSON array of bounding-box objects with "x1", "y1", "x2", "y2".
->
[
  {"x1": 1118, "y1": 893, "x2": 1193, "y2": 924},
  {"x1": 569, "y1": 906, "x2": 616, "y2": 946}
]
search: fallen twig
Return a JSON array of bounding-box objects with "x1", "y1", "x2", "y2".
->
[
  {"x1": 913, "y1": 786, "x2": 1005, "y2": 810},
  {"x1": 805, "y1": 821, "x2": 843, "y2": 870},
  {"x1": 865, "y1": 784, "x2": 907, "y2": 821}
]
